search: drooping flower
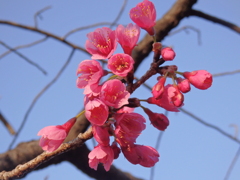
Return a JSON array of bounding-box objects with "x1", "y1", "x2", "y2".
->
[
  {"x1": 183, "y1": 70, "x2": 213, "y2": 90},
  {"x1": 152, "y1": 76, "x2": 166, "y2": 99},
  {"x1": 142, "y1": 107, "x2": 169, "y2": 131},
  {"x1": 76, "y1": 60, "x2": 106, "y2": 89},
  {"x1": 85, "y1": 98, "x2": 109, "y2": 126},
  {"x1": 107, "y1": 53, "x2": 135, "y2": 77},
  {"x1": 37, "y1": 117, "x2": 76, "y2": 152},
  {"x1": 88, "y1": 145, "x2": 114, "y2": 171},
  {"x1": 116, "y1": 23, "x2": 140, "y2": 55},
  {"x1": 161, "y1": 47, "x2": 176, "y2": 61},
  {"x1": 85, "y1": 27, "x2": 117, "y2": 59},
  {"x1": 92, "y1": 125, "x2": 110, "y2": 146},
  {"x1": 122, "y1": 144, "x2": 159, "y2": 167},
  {"x1": 100, "y1": 79, "x2": 130, "y2": 109},
  {"x1": 176, "y1": 77, "x2": 191, "y2": 93},
  {"x1": 114, "y1": 112, "x2": 146, "y2": 147},
  {"x1": 129, "y1": 0, "x2": 156, "y2": 35},
  {"x1": 111, "y1": 142, "x2": 121, "y2": 159}
]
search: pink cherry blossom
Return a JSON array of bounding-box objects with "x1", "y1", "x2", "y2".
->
[
  {"x1": 107, "y1": 53, "x2": 134, "y2": 77},
  {"x1": 168, "y1": 84, "x2": 184, "y2": 107},
  {"x1": 129, "y1": 0, "x2": 156, "y2": 35},
  {"x1": 161, "y1": 47, "x2": 176, "y2": 61},
  {"x1": 85, "y1": 98, "x2": 109, "y2": 126},
  {"x1": 122, "y1": 144, "x2": 159, "y2": 167},
  {"x1": 116, "y1": 23, "x2": 140, "y2": 55},
  {"x1": 85, "y1": 27, "x2": 117, "y2": 59},
  {"x1": 183, "y1": 70, "x2": 213, "y2": 90},
  {"x1": 100, "y1": 79, "x2": 130, "y2": 109},
  {"x1": 92, "y1": 125, "x2": 110, "y2": 146},
  {"x1": 83, "y1": 83, "x2": 102, "y2": 96},
  {"x1": 111, "y1": 142, "x2": 121, "y2": 159},
  {"x1": 37, "y1": 117, "x2": 76, "y2": 152},
  {"x1": 143, "y1": 107, "x2": 169, "y2": 131},
  {"x1": 152, "y1": 76, "x2": 166, "y2": 99},
  {"x1": 114, "y1": 112, "x2": 146, "y2": 147},
  {"x1": 88, "y1": 145, "x2": 114, "y2": 171},
  {"x1": 76, "y1": 60, "x2": 106, "y2": 89},
  {"x1": 117, "y1": 106, "x2": 135, "y2": 113},
  {"x1": 147, "y1": 84, "x2": 184, "y2": 112},
  {"x1": 176, "y1": 77, "x2": 191, "y2": 93}
]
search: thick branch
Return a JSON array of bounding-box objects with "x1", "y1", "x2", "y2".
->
[
  {"x1": 0, "y1": 127, "x2": 93, "y2": 180},
  {"x1": 188, "y1": 9, "x2": 240, "y2": 34}
]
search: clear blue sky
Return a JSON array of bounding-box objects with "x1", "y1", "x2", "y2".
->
[{"x1": 1, "y1": 0, "x2": 240, "y2": 180}]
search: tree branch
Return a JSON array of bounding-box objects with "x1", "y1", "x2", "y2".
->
[
  {"x1": 0, "y1": 112, "x2": 15, "y2": 135},
  {"x1": 0, "y1": 127, "x2": 93, "y2": 180},
  {"x1": 0, "y1": 20, "x2": 88, "y2": 53},
  {"x1": 0, "y1": 37, "x2": 48, "y2": 59},
  {"x1": 0, "y1": 41, "x2": 47, "y2": 75},
  {"x1": 188, "y1": 9, "x2": 240, "y2": 34}
]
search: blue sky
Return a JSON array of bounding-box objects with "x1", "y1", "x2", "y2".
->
[{"x1": 1, "y1": 0, "x2": 240, "y2": 180}]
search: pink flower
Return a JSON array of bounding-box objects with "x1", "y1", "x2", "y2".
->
[
  {"x1": 117, "y1": 106, "x2": 135, "y2": 113},
  {"x1": 83, "y1": 83, "x2": 102, "y2": 96},
  {"x1": 143, "y1": 107, "x2": 169, "y2": 131},
  {"x1": 168, "y1": 85, "x2": 184, "y2": 107},
  {"x1": 37, "y1": 117, "x2": 76, "y2": 152},
  {"x1": 92, "y1": 125, "x2": 110, "y2": 146},
  {"x1": 107, "y1": 53, "x2": 134, "y2": 77},
  {"x1": 111, "y1": 142, "x2": 121, "y2": 159},
  {"x1": 147, "y1": 84, "x2": 185, "y2": 112},
  {"x1": 183, "y1": 70, "x2": 213, "y2": 90},
  {"x1": 129, "y1": 0, "x2": 156, "y2": 35},
  {"x1": 85, "y1": 27, "x2": 117, "y2": 59},
  {"x1": 114, "y1": 112, "x2": 146, "y2": 147},
  {"x1": 152, "y1": 76, "x2": 166, "y2": 99},
  {"x1": 161, "y1": 47, "x2": 176, "y2": 61},
  {"x1": 116, "y1": 23, "x2": 140, "y2": 55},
  {"x1": 76, "y1": 60, "x2": 106, "y2": 89},
  {"x1": 100, "y1": 79, "x2": 130, "y2": 109},
  {"x1": 88, "y1": 145, "x2": 114, "y2": 171},
  {"x1": 85, "y1": 98, "x2": 109, "y2": 126},
  {"x1": 176, "y1": 77, "x2": 191, "y2": 93},
  {"x1": 122, "y1": 144, "x2": 159, "y2": 167}
]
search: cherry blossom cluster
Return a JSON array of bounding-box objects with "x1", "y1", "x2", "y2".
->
[{"x1": 37, "y1": 0, "x2": 213, "y2": 172}]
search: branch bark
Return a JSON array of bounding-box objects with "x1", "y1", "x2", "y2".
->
[{"x1": 188, "y1": 9, "x2": 240, "y2": 34}]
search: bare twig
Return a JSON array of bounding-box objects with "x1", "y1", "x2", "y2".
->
[
  {"x1": 188, "y1": 9, "x2": 240, "y2": 34},
  {"x1": 63, "y1": 22, "x2": 115, "y2": 39},
  {"x1": 8, "y1": 48, "x2": 76, "y2": 150},
  {"x1": 0, "y1": 41, "x2": 47, "y2": 75},
  {"x1": 34, "y1": 6, "x2": 52, "y2": 28},
  {"x1": 0, "y1": 127, "x2": 93, "y2": 180},
  {"x1": 168, "y1": 25, "x2": 201, "y2": 45},
  {"x1": 109, "y1": 0, "x2": 128, "y2": 29},
  {"x1": 180, "y1": 108, "x2": 240, "y2": 144},
  {"x1": 0, "y1": 36, "x2": 48, "y2": 59},
  {"x1": 213, "y1": 69, "x2": 240, "y2": 77},
  {"x1": 0, "y1": 20, "x2": 88, "y2": 54},
  {"x1": 224, "y1": 146, "x2": 240, "y2": 180},
  {"x1": 0, "y1": 112, "x2": 16, "y2": 135},
  {"x1": 229, "y1": 124, "x2": 239, "y2": 139}
]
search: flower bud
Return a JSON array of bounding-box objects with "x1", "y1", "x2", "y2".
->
[{"x1": 161, "y1": 47, "x2": 176, "y2": 61}]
